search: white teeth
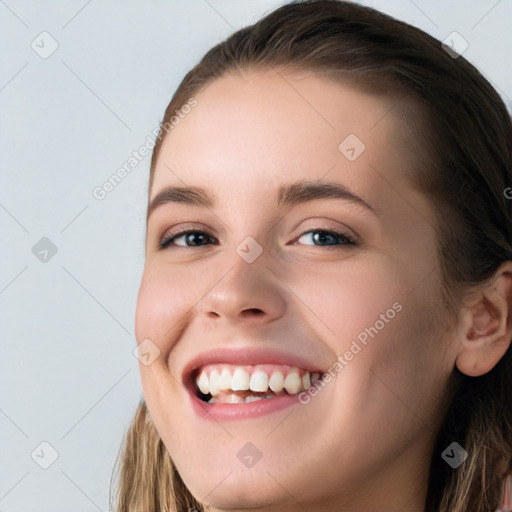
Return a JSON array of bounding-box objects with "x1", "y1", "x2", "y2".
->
[
  {"x1": 195, "y1": 365, "x2": 318, "y2": 399},
  {"x1": 209, "y1": 369, "x2": 220, "y2": 396},
  {"x1": 223, "y1": 393, "x2": 245, "y2": 403},
  {"x1": 245, "y1": 395, "x2": 264, "y2": 403},
  {"x1": 269, "y1": 371, "x2": 285, "y2": 392},
  {"x1": 218, "y1": 368, "x2": 232, "y2": 390},
  {"x1": 302, "y1": 372, "x2": 311, "y2": 390},
  {"x1": 197, "y1": 371, "x2": 210, "y2": 395},
  {"x1": 284, "y1": 369, "x2": 301, "y2": 394},
  {"x1": 250, "y1": 371, "x2": 269, "y2": 392},
  {"x1": 231, "y1": 368, "x2": 250, "y2": 391},
  {"x1": 208, "y1": 394, "x2": 276, "y2": 404}
]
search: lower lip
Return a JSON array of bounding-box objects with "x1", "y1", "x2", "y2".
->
[{"x1": 188, "y1": 389, "x2": 300, "y2": 420}]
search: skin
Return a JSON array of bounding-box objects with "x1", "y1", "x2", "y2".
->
[{"x1": 134, "y1": 70, "x2": 512, "y2": 511}]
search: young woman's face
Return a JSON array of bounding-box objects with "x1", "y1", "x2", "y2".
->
[{"x1": 135, "y1": 70, "x2": 459, "y2": 511}]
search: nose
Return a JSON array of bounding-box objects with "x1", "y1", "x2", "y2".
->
[{"x1": 198, "y1": 250, "x2": 287, "y2": 325}]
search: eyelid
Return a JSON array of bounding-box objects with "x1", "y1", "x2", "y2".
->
[
  {"x1": 289, "y1": 217, "x2": 359, "y2": 241},
  {"x1": 159, "y1": 221, "x2": 218, "y2": 239},
  {"x1": 155, "y1": 211, "x2": 357, "y2": 238}
]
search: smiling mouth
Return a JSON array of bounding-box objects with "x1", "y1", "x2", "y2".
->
[{"x1": 194, "y1": 363, "x2": 322, "y2": 404}]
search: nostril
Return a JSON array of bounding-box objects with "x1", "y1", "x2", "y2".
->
[{"x1": 240, "y1": 308, "x2": 264, "y2": 318}]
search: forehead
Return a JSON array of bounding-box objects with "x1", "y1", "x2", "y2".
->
[{"x1": 151, "y1": 70, "x2": 417, "y2": 207}]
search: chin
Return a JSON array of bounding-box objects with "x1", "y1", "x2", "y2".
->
[
  {"x1": 187, "y1": 474, "x2": 289, "y2": 510},
  {"x1": 169, "y1": 447, "x2": 301, "y2": 509}
]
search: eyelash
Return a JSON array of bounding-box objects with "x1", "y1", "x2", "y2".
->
[{"x1": 158, "y1": 227, "x2": 356, "y2": 250}]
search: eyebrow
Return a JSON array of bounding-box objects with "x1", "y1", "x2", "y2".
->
[{"x1": 147, "y1": 180, "x2": 377, "y2": 219}]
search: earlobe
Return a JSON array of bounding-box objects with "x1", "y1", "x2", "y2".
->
[{"x1": 455, "y1": 263, "x2": 512, "y2": 377}]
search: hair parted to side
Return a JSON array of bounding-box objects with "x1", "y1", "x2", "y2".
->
[{"x1": 111, "y1": 1, "x2": 512, "y2": 511}]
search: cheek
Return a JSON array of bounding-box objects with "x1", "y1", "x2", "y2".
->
[
  {"x1": 289, "y1": 255, "x2": 405, "y2": 348},
  {"x1": 134, "y1": 267, "x2": 198, "y2": 433},
  {"x1": 134, "y1": 265, "x2": 200, "y2": 352},
  {"x1": 339, "y1": 274, "x2": 448, "y2": 434},
  {"x1": 291, "y1": 254, "x2": 447, "y2": 404}
]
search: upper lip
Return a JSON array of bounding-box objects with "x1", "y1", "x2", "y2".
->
[{"x1": 182, "y1": 346, "x2": 327, "y2": 390}]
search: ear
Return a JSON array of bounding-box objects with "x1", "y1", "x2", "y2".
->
[{"x1": 455, "y1": 261, "x2": 512, "y2": 377}]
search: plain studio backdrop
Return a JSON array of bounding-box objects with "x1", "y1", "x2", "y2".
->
[{"x1": 1, "y1": 1, "x2": 511, "y2": 510}]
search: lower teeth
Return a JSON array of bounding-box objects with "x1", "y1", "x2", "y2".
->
[{"x1": 207, "y1": 393, "x2": 276, "y2": 404}]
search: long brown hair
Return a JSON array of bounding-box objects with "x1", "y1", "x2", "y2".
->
[{"x1": 111, "y1": 1, "x2": 512, "y2": 510}]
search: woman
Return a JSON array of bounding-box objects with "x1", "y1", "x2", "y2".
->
[{"x1": 111, "y1": 1, "x2": 512, "y2": 510}]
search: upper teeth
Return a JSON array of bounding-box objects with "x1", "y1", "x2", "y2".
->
[{"x1": 195, "y1": 364, "x2": 321, "y2": 397}]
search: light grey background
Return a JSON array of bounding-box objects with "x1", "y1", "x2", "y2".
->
[{"x1": 1, "y1": 1, "x2": 511, "y2": 511}]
